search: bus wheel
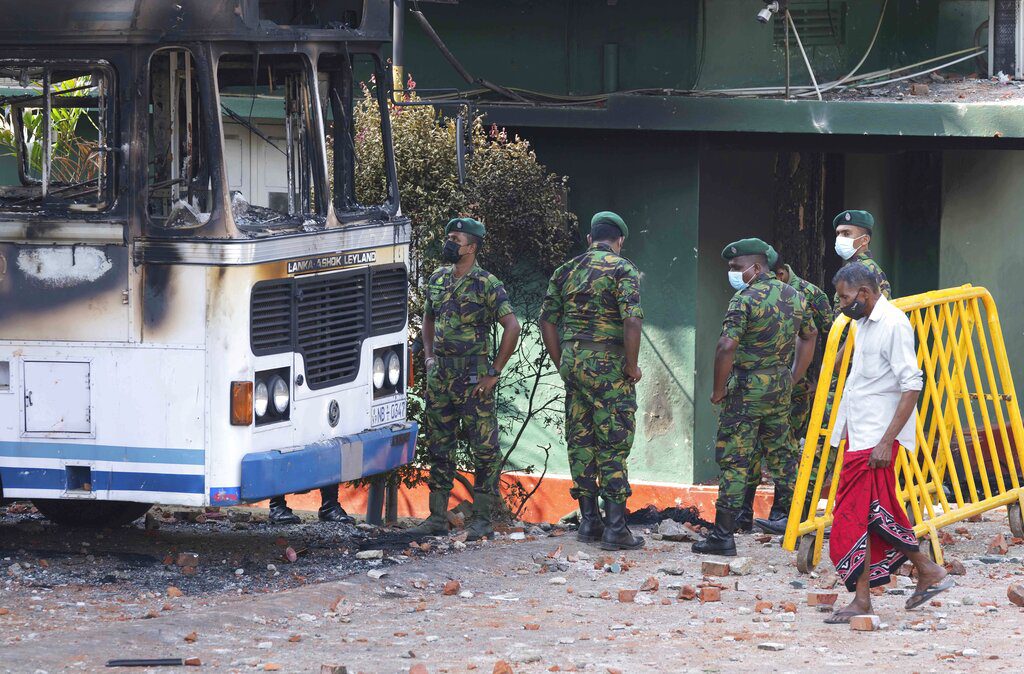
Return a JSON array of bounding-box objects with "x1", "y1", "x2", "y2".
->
[
  {"x1": 32, "y1": 500, "x2": 152, "y2": 528},
  {"x1": 1009, "y1": 503, "x2": 1024, "y2": 539}
]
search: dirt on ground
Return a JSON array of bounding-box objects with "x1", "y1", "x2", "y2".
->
[{"x1": 2, "y1": 502, "x2": 1024, "y2": 673}]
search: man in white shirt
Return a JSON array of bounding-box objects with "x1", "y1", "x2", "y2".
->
[{"x1": 825, "y1": 263, "x2": 952, "y2": 624}]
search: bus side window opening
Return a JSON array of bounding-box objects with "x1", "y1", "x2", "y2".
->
[
  {"x1": 217, "y1": 53, "x2": 327, "y2": 229},
  {"x1": 147, "y1": 49, "x2": 213, "y2": 228},
  {"x1": 0, "y1": 63, "x2": 114, "y2": 213},
  {"x1": 318, "y1": 53, "x2": 392, "y2": 217}
]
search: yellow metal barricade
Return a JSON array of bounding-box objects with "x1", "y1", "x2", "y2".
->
[{"x1": 783, "y1": 285, "x2": 1024, "y2": 572}]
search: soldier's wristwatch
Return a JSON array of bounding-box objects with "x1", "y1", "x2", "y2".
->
[{"x1": 487, "y1": 366, "x2": 500, "y2": 378}]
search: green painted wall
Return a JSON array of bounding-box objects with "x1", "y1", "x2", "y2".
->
[
  {"x1": 502, "y1": 128, "x2": 701, "y2": 486},
  {"x1": 940, "y1": 150, "x2": 1024, "y2": 380}
]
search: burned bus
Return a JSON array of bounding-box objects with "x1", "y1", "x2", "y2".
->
[{"x1": 0, "y1": 0, "x2": 417, "y2": 526}]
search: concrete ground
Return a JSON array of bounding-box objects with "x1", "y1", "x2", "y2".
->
[{"x1": 2, "y1": 505, "x2": 1024, "y2": 674}]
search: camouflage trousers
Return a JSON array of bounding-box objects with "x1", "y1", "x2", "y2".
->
[
  {"x1": 748, "y1": 374, "x2": 815, "y2": 493},
  {"x1": 422, "y1": 362, "x2": 500, "y2": 495},
  {"x1": 716, "y1": 368, "x2": 798, "y2": 512},
  {"x1": 559, "y1": 344, "x2": 637, "y2": 504}
]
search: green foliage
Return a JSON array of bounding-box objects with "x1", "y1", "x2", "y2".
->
[
  {"x1": 354, "y1": 78, "x2": 578, "y2": 518},
  {"x1": 0, "y1": 76, "x2": 100, "y2": 185}
]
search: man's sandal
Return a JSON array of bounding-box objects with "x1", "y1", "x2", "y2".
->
[
  {"x1": 905, "y1": 575, "x2": 955, "y2": 610},
  {"x1": 823, "y1": 610, "x2": 865, "y2": 624}
]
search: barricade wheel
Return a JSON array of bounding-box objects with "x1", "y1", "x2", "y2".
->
[
  {"x1": 32, "y1": 500, "x2": 151, "y2": 528},
  {"x1": 1009, "y1": 504, "x2": 1024, "y2": 539},
  {"x1": 796, "y1": 534, "x2": 816, "y2": 574}
]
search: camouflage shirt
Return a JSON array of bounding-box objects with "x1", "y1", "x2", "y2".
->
[
  {"x1": 541, "y1": 242, "x2": 644, "y2": 344},
  {"x1": 785, "y1": 265, "x2": 833, "y2": 337},
  {"x1": 833, "y1": 251, "x2": 891, "y2": 316},
  {"x1": 722, "y1": 273, "x2": 813, "y2": 371},
  {"x1": 424, "y1": 263, "x2": 513, "y2": 357}
]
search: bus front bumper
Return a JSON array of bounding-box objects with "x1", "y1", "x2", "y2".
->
[{"x1": 239, "y1": 422, "x2": 418, "y2": 501}]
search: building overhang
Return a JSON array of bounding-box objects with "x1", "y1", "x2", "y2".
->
[{"x1": 475, "y1": 94, "x2": 1024, "y2": 140}]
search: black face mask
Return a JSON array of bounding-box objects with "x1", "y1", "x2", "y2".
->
[
  {"x1": 841, "y1": 295, "x2": 867, "y2": 320},
  {"x1": 441, "y1": 240, "x2": 463, "y2": 263}
]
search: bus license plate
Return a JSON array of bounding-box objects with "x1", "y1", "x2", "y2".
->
[{"x1": 371, "y1": 399, "x2": 406, "y2": 427}]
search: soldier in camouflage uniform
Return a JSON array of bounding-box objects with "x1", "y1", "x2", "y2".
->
[
  {"x1": 733, "y1": 247, "x2": 833, "y2": 534},
  {"x1": 693, "y1": 238, "x2": 817, "y2": 556},
  {"x1": 773, "y1": 253, "x2": 833, "y2": 440},
  {"x1": 408, "y1": 217, "x2": 521, "y2": 541},
  {"x1": 832, "y1": 210, "x2": 891, "y2": 313},
  {"x1": 540, "y1": 211, "x2": 645, "y2": 551}
]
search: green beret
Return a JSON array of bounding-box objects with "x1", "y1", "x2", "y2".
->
[
  {"x1": 766, "y1": 245, "x2": 779, "y2": 268},
  {"x1": 721, "y1": 238, "x2": 771, "y2": 260},
  {"x1": 445, "y1": 217, "x2": 486, "y2": 239},
  {"x1": 833, "y1": 210, "x2": 874, "y2": 231},
  {"x1": 591, "y1": 211, "x2": 628, "y2": 239}
]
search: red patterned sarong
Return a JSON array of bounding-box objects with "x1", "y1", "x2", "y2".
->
[{"x1": 829, "y1": 440, "x2": 919, "y2": 592}]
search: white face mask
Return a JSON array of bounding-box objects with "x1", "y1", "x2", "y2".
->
[
  {"x1": 835, "y1": 236, "x2": 858, "y2": 260},
  {"x1": 728, "y1": 265, "x2": 754, "y2": 291}
]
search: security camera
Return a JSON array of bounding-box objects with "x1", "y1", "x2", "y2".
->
[{"x1": 757, "y1": 1, "x2": 780, "y2": 23}]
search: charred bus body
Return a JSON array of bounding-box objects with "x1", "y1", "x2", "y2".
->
[{"x1": 0, "y1": 1, "x2": 417, "y2": 526}]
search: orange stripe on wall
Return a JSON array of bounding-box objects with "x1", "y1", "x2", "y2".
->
[{"x1": 250, "y1": 472, "x2": 776, "y2": 523}]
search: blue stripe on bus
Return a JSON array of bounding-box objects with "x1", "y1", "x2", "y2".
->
[
  {"x1": 0, "y1": 467, "x2": 205, "y2": 494},
  {"x1": 0, "y1": 441, "x2": 205, "y2": 466},
  {"x1": 240, "y1": 423, "x2": 418, "y2": 501}
]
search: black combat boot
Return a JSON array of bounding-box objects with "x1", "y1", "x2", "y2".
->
[
  {"x1": 318, "y1": 485, "x2": 355, "y2": 524},
  {"x1": 754, "y1": 504, "x2": 789, "y2": 535},
  {"x1": 692, "y1": 505, "x2": 738, "y2": 556},
  {"x1": 465, "y1": 491, "x2": 495, "y2": 542},
  {"x1": 576, "y1": 495, "x2": 605, "y2": 543},
  {"x1": 754, "y1": 485, "x2": 791, "y2": 535},
  {"x1": 599, "y1": 500, "x2": 644, "y2": 551},
  {"x1": 735, "y1": 483, "x2": 758, "y2": 533},
  {"x1": 407, "y1": 491, "x2": 450, "y2": 537},
  {"x1": 268, "y1": 496, "x2": 301, "y2": 525}
]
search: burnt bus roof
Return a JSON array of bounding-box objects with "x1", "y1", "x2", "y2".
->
[{"x1": 0, "y1": 0, "x2": 390, "y2": 45}]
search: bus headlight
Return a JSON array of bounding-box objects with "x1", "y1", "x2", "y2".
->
[
  {"x1": 372, "y1": 355, "x2": 386, "y2": 389},
  {"x1": 254, "y1": 380, "x2": 270, "y2": 418},
  {"x1": 386, "y1": 351, "x2": 402, "y2": 387},
  {"x1": 268, "y1": 375, "x2": 290, "y2": 414}
]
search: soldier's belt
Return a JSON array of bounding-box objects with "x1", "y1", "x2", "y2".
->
[
  {"x1": 734, "y1": 364, "x2": 790, "y2": 377},
  {"x1": 565, "y1": 339, "x2": 626, "y2": 356},
  {"x1": 435, "y1": 355, "x2": 488, "y2": 371}
]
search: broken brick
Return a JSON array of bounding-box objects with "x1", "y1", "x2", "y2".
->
[
  {"x1": 443, "y1": 581, "x2": 461, "y2": 596},
  {"x1": 807, "y1": 592, "x2": 838, "y2": 606},
  {"x1": 945, "y1": 559, "x2": 966, "y2": 576},
  {"x1": 184, "y1": 631, "x2": 198, "y2": 643},
  {"x1": 175, "y1": 552, "x2": 199, "y2": 568},
  {"x1": 1009, "y1": 583, "x2": 1024, "y2": 608},
  {"x1": 909, "y1": 83, "x2": 929, "y2": 96},
  {"x1": 780, "y1": 602, "x2": 797, "y2": 614},
  {"x1": 755, "y1": 601, "x2": 773, "y2": 613},
  {"x1": 850, "y1": 615, "x2": 881, "y2": 631},
  {"x1": 699, "y1": 587, "x2": 721, "y2": 603},
  {"x1": 184, "y1": 659, "x2": 201, "y2": 667},
  {"x1": 289, "y1": 635, "x2": 302, "y2": 643},
  {"x1": 639, "y1": 577, "x2": 659, "y2": 592},
  {"x1": 524, "y1": 623, "x2": 540, "y2": 631},
  {"x1": 988, "y1": 534, "x2": 1010, "y2": 555},
  {"x1": 938, "y1": 531, "x2": 955, "y2": 546},
  {"x1": 701, "y1": 561, "x2": 731, "y2": 577},
  {"x1": 678, "y1": 585, "x2": 697, "y2": 601},
  {"x1": 618, "y1": 589, "x2": 637, "y2": 603},
  {"x1": 493, "y1": 661, "x2": 514, "y2": 674},
  {"x1": 166, "y1": 586, "x2": 183, "y2": 599},
  {"x1": 409, "y1": 665, "x2": 429, "y2": 674}
]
